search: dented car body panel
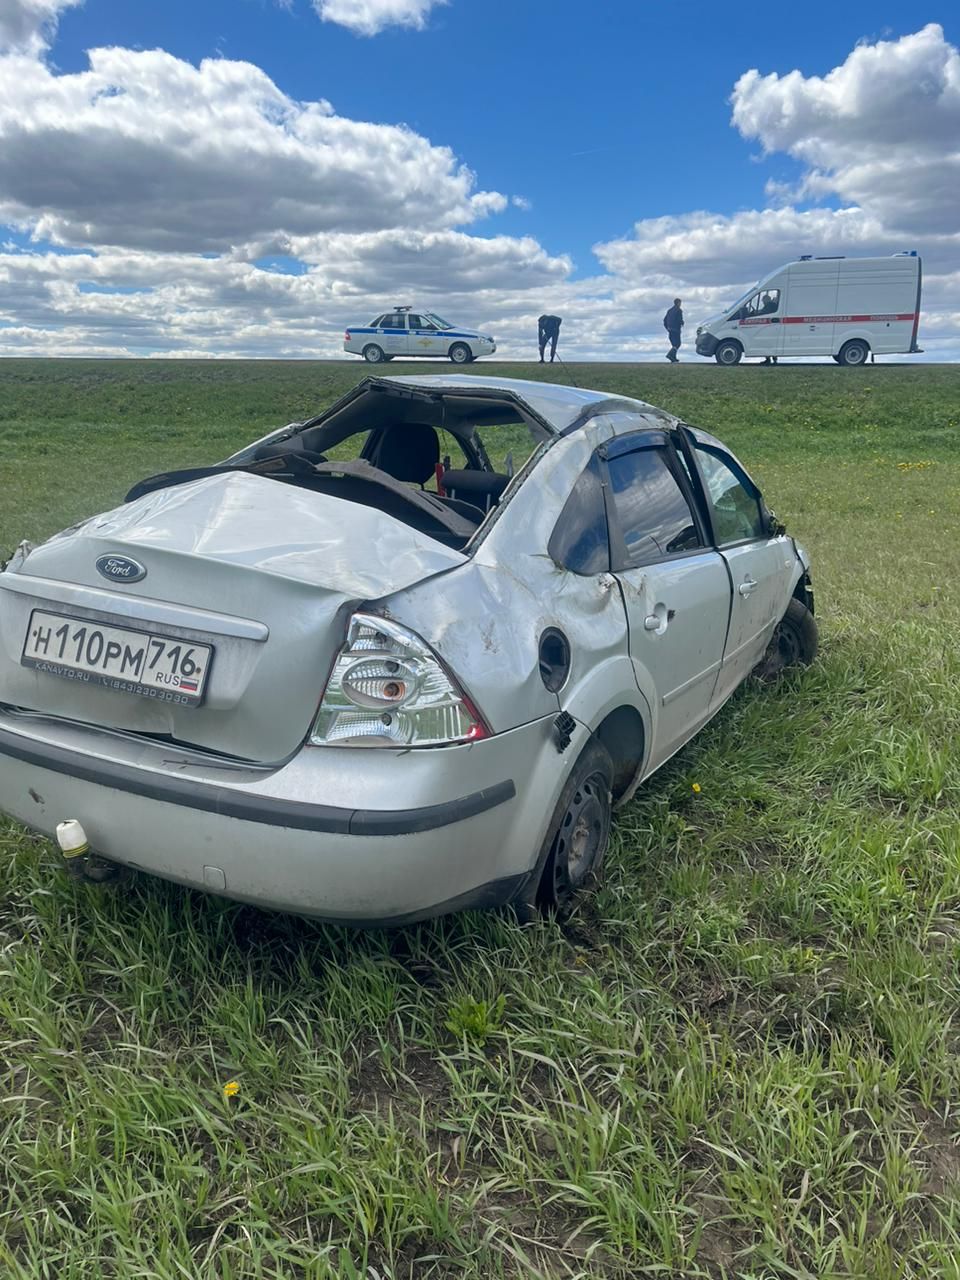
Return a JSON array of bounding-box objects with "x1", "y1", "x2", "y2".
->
[{"x1": 0, "y1": 375, "x2": 812, "y2": 923}]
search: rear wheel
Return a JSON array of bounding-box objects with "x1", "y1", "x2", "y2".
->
[
  {"x1": 715, "y1": 340, "x2": 743, "y2": 366},
  {"x1": 363, "y1": 344, "x2": 386, "y2": 363},
  {"x1": 754, "y1": 598, "x2": 818, "y2": 680},
  {"x1": 532, "y1": 740, "x2": 613, "y2": 915},
  {"x1": 838, "y1": 339, "x2": 869, "y2": 367},
  {"x1": 449, "y1": 342, "x2": 472, "y2": 364}
]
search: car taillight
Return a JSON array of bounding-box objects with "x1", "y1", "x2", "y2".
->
[
  {"x1": 343, "y1": 330, "x2": 350, "y2": 341},
  {"x1": 310, "y1": 612, "x2": 489, "y2": 748}
]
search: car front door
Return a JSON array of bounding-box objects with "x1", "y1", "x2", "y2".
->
[
  {"x1": 407, "y1": 314, "x2": 445, "y2": 357},
  {"x1": 736, "y1": 289, "x2": 783, "y2": 360},
  {"x1": 605, "y1": 436, "x2": 732, "y2": 771},
  {"x1": 683, "y1": 432, "x2": 796, "y2": 705}
]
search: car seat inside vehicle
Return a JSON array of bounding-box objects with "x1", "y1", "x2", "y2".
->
[{"x1": 362, "y1": 422, "x2": 438, "y2": 485}]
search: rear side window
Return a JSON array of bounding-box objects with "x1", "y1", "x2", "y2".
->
[
  {"x1": 694, "y1": 446, "x2": 765, "y2": 544},
  {"x1": 608, "y1": 448, "x2": 700, "y2": 568},
  {"x1": 548, "y1": 454, "x2": 609, "y2": 575}
]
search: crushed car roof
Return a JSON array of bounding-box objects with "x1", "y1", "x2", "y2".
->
[{"x1": 381, "y1": 374, "x2": 671, "y2": 435}]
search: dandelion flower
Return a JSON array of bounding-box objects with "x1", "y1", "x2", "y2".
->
[
  {"x1": 223, "y1": 1080, "x2": 240, "y2": 1098},
  {"x1": 692, "y1": 782, "x2": 701, "y2": 794}
]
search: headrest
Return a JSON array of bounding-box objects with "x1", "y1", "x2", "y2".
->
[{"x1": 368, "y1": 423, "x2": 440, "y2": 485}]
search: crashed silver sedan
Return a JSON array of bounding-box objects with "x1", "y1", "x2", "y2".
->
[{"x1": 0, "y1": 375, "x2": 816, "y2": 924}]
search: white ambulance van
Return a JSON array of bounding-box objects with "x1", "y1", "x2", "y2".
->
[{"x1": 695, "y1": 253, "x2": 922, "y2": 366}]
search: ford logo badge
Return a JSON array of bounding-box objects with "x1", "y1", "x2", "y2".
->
[{"x1": 96, "y1": 554, "x2": 146, "y2": 584}]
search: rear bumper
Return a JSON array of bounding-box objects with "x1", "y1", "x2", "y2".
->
[{"x1": 0, "y1": 708, "x2": 563, "y2": 924}]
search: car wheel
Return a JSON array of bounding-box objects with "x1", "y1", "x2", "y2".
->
[
  {"x1": 449, "y1": 342, "x2": 472, "y2": 364},
  {"x1": 715, "y1": 340, "x2": 743, "y2": 366},
  {"x1": 838, "y1": 339, "x2": 869, "y2": 367},
  {"x1": 754, "y1": 597, "x2": 819, "y2": 680},
  {"x1": 531, "y1": 740, "x2": 613, "y2": 915},
  {"x1": 363, "y1": 344, "x2": 386, "y2": 363}
]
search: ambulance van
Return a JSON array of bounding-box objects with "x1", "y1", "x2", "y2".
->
[{"x1": 695, "y1": 253, "x2": 922, "y2": 366}]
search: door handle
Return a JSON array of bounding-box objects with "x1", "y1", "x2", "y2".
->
[
  {"x1": 644, "y1": 604, "x2": 673, "y2": 633},
  {"x1": 738, "y1": 577, "x2": 757, "y2": 597}
]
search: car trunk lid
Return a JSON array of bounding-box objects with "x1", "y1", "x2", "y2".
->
[{"x1": 0, "y1": 473, "x2": 465, "y2": 761}]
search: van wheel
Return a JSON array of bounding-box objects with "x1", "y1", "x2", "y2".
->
[
  {"x1": 838, "y1": 340, "x2": 869, "y2": 367},
  {"x1": 715, "y1": 340, "x2": 743, "y2": 366},
  {"x1": 363, "y1": 344, "x2": 386, "y2": 363},
  {"x1": 449, "y1": 342, "x2": 472, "y2": 364},
  {"x1": 526, "y1": 740, "x2": 614, "y2": 916},
  {"x1": 754, "y1": 598, "x2": 819, "y2": 680}
]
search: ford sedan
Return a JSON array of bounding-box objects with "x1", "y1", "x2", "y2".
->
[{"x1": 0, "y1": 376, "x2": 816, "y2": 924}]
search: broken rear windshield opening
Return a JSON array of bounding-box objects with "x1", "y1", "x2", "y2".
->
[{"x1": 125, "y1": 388, "x2": 550, "y2": 552}]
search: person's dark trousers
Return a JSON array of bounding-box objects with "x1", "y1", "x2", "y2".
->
[
  {"x1": 539, "y1": 330, "x2": 559, "y2": 362},
  {"x1": 667, "y1": 329, "x2": 682, "y2": 361}
]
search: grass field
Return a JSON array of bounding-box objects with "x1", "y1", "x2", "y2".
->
[{"x1": 1, "y1": 358, "x2": 959, "y2": 1279}]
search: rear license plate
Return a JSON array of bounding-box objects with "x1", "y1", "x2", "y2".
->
[{"x1": 21, "y1": 609, "x2": 213, "y2": 707}]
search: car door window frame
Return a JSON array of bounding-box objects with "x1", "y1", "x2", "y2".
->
[
  {"x1": 677, "y1": 430, "x2": 770, "y2": 550},
  {"x1": 600, "y1": 432, "x2": 710, "y2": 572},
  {"x1": 547, "y1": 451, "x2": 611, "y2": 575}
]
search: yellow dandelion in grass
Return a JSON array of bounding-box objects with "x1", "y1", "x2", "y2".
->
[
  {"x1": 692, "y1": 782, "x2": 702, "y2": 794},
  {"x1": 222, "y1": 1080, "x2": 240, "y2": 1098}
]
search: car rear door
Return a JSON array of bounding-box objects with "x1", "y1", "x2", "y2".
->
[
  {"x1": 377, "y1": 312, "x2": 411, "y2": 356},
  {"x1": 604, "y1": 434, "x2": 731, "y2": 771},
  {"x1": 782, "y1": 261, "x2": 839, "y2": 356},
  {"x1": 681, "y1": 429, "x2": 795, "y2": 706}
]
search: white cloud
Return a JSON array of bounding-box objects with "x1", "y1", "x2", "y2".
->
[
  {"x1": 0, "y1": 46, "x2": 506, "y2": 252},
  {"x1": 312, "y1": 0, "x2": 446, "y2": 37},
  {"x1": 731, "y1": 23, "x2": 960, "y2": 234},
  {"x1": 0, "y1": 0, "x2": 79, "y2": 52}
]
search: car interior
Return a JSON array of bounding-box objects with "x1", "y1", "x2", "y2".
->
[{"x1": 124, "y1": 383, "x2": 546, "y2": 551}]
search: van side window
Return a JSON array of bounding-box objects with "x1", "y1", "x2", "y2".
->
[
  {"x1": 741, "y1": 289, "x2": 780, "y2": 320},
  {"x1": 548, "y1": 454, "x2": 609, "y2": 575},
  {"x1": 694, "y1": 446, "x2": 766, "y2": 544},
  {"x1": 608, "y1": 448, "x2": 700, "y2": 568}
]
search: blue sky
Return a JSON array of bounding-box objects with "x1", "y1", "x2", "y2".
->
[{"x1": 0, "y1": 1, "x2": 957, "y2": 358}]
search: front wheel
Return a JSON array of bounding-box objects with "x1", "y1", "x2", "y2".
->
[
  {"x1": 838, "y1": 339, "x2": 869, "y2": 367},
  {"x1": 362, "y1": 344, "x2": 386, "y2": 363},
  {"x1": 754, "y1": 598, "x2": 819, "y2": 680},
  {"x1": 531, "y1": 740, "x2": 613, "y2": 915},
  {"x1": 715, "y1": 340, "x2": 743, "y2": 366},
  {"x1": 449, "y1": 342, "x2": 472, "y2": 364}
]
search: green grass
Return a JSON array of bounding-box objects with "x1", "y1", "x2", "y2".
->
[{"x1": 1, "y1": 358, "x2": 960, "y2": 1278}]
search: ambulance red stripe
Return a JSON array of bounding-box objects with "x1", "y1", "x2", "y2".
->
[{"x1": 740, "y1": 312, "x2": 917, "y2": 326}]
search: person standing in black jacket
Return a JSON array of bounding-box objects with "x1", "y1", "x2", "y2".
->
[
  {"x1": 538, "y1": 314, "x2": 562, "y2": 363},
  {"x1": 663, "y1": 299, "x2": 683, "y2": 363}
]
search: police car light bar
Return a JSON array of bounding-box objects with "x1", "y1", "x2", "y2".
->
[{"x1": 393, "y1": 304, "x2": 412, "y2": 312}]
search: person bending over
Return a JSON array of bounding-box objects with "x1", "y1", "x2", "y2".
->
[{"x1": 538, "y1": 314, "x2": 562, "y2": 363}]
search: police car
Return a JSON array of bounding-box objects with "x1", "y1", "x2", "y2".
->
[{"x1": 343, "y1": 306, "x2": 496, "y2": 364}]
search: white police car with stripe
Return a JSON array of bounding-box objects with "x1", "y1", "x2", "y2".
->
[{"x1": 344, "y1": 306, "x2": 496, "y2": 364}]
